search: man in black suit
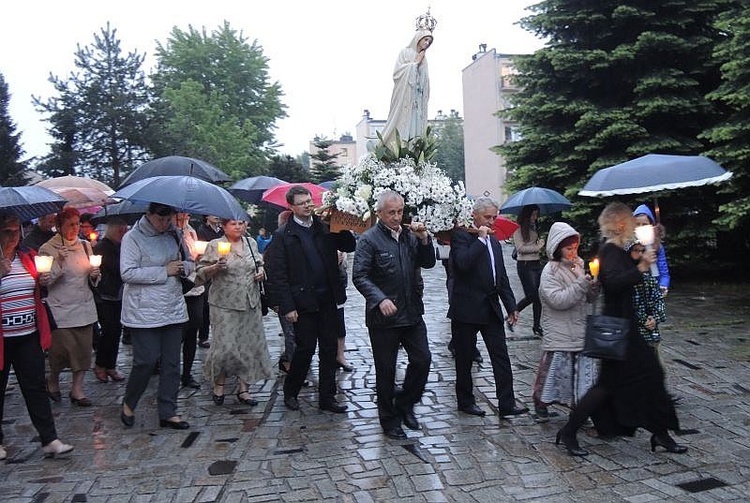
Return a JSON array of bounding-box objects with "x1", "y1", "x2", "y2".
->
[
  {"x1": 265, "y1": 185, "x2": 356, "y2": 414},
  {"x1": 353, "y1": 190, "x2": 435, "y2": 440},
  {"x1": 448, "y1": 197, "x2": 528, "y2": 418}
]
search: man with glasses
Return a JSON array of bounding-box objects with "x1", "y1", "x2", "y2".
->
[{"x1": 265, "y1": 185, "x2": 356, "y2": 413}]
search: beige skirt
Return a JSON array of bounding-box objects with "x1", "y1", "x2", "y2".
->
[{"x1": 48, "y1": 325, "x2": 93, "y2": 373}]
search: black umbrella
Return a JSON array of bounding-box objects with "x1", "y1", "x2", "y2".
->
[
  {"x1": 499, "y1": 187, "x2": 572, "y2": 215},
  {"x1": 0, "y1": 186, "x2": 68, "y2": 222},
  {"x1": 579, "y1": 154, "x2": 732, "y2": 197},
  {"x1": 119, "y1": 156, "x2": 232, "y2": 188},
  {"x1": 91, "y1": 200, "x2": 149, "y2": 225},
  {"x1": 228, "y1": 175, "x2": 287, "y2": 204},
  {"x1": 112, "y1": 175, "x2": 248, "y2": 221}
]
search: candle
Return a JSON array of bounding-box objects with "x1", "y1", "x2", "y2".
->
[
  {"x1": 217, "y1": 242, "x2": 231, "y2": 256},
  {"x1": 88, "y1": 231, "x2": 98, "y2": 242},
  {"x1": 34, "y1": 255, "x2": 54, "y2": 273},
  {"x1": 634, "y1": 224, "x2": 655, "y2": 246},
  {"x1": 193, "y1": 241, "x2": 208, "y2": 255},
  {"x1": 589, "y1": 258, "x2": 599, "y2": 278},
  {"x1": 89, "y1": 255, "x2": 102, "y2": 267}
]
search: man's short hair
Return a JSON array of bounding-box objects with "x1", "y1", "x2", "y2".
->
[
  {"x1": 375, "y1": 190, "x2": 404, "y2": 211},
  {"x1": 148, "y1": 202, "x2": 176, "y2": 216},
  {"x1": 472, "y1": 197, "x2": 499, "y2": 213},
  {"x1": 285, "y1": 185, "x2": 311, "y2": 205}
]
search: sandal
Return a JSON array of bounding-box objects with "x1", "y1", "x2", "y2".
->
[
  {"x1": 236, "y1": 390, "x2": 258, "y2": 406},
  {"x1": 212, "y1": 383, "x2": 225, "y2": 406}
]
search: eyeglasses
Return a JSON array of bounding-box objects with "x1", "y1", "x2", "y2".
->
[{"x1": 291, "y1": 199, "x2": 313, "y2": 207}]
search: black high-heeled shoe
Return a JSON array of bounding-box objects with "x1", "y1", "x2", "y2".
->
[
  {"x1": 335, "y1": 360, "x2": 354, "y2": 372},
  {"x1": 237, "y1": 391, "x2": 258, "y2": 406},
  {"x1": 212, "y1": 383, "x2": 225, "y2": 406},
  {"x1": 278, "y1": 360, "x2": 290, "y2": 374},
  {"x1": 650, "y1": 433, "x2": 687, "y2": 454},
  {"x1": 555, "y1": 429, "x2": 589, "y2": 457}
]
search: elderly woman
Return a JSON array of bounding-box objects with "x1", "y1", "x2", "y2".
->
[
  {"x1": 197, "y1": 218, "x2": 272, "y2": 406},
  {"x1": 39, "y1": 207, "x2": 100, "y2": 407},
  {"x1": 556, "y1": 202, "x2": 686, "y2": 457},
  {"x1": 0, "y1": 210, "x2": 73, "y2": 459},
  {"x1": 511, "y1": 204, "x2": 545, "y2": 336},
  {"x1": 92, "y1": 217, "x2": 129, "y2": 383},
  {"x1": 119, "y1": 203, "x2": 194, "y2": 430},
  {"x1": 532, "y1": 222, "x2": 598, "y2": 422}
]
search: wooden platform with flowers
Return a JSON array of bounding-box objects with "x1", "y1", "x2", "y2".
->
[{"x1": 329, "y1": 208, "x2": 376, "y2": 234}]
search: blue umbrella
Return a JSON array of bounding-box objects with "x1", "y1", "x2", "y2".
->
[
  {"x1": 0, "y1": 186, "x2": 68, "y2": 222},
  {"x1": 319, "y1": 180, "x2": 337, "y2": 190},
  {"x1": 579, "y1": 154, "x2": 733, "y2": 197},
  {"x1": 228, "y1": 175, "x2": 287, "y2": 204},
  {"x1": 500, "y1": 187, "x2": 572, "y2": 215},
  {"x1": 112, "y1": 176, "x2": 248, "y2": 221},
  {"x1": 119, "y1": 156, "x2": 232, "y2": 188}
]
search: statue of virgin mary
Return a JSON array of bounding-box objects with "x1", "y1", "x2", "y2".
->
[{"x1": 379, "y1": 10, "x2": 436, "y2": 149}]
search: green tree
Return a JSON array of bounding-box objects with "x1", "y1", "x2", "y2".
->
[
  {"x1": 702, "y1": 4, "x2": 750, "y2": 238},
  {"x1": 34, "y1": 23, "x2": 151, "y2": 186},
  {"x1": 148, "y1": 22, "x2": 286, "y2": 179},
  {"x1": 0, "y1": 73, "x2": 28, "y2": 186},
  {"x1": 267, "y1": 154, "x2": 308, "y2": 183},
  {"x1": 502, "y1": 0, "x2": 734, "y2": 263},
  {"x1": 433, "y1": 111, "x2": 465, "y2": 183},
  {"x1": 308, "y1": 136, "x2": 341, "y2": 184}
]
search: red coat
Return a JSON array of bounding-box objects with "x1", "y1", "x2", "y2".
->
[{"x1": 0, "y1": 248, "x2": 53, "y2": 370}]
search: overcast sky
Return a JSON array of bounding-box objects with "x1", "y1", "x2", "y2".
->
[{"x1": 2, "y1": 0, "x2": 543, "y2": 162}]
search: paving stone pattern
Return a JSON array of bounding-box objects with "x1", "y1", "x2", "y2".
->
[{"x1": 1, "y1": 246, "x2": 749, "y2": 502}]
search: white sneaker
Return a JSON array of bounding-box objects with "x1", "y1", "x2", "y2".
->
[
  {"x1": 0, "y1": 445, "x2": 6, "y2": 460},
  {"x1": 43, "y1": 439, "x2": 74, "y2": 458}
]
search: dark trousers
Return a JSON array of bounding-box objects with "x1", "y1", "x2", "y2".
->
[
  {"x1": 0, "y1": 333, "x2": 58, "y2": 446},
  {"x1": 123, "y1": 325, "x2": 183, "y2": 420},
  {"x1": 516, "y1": 260, "x2": 543, "y2": 328},
  {"x1": 368, "y1": 320, "x2": 431, "y2": 430},
  {"x1": 283, "y1": 305, "x2": 339, "y2": 404},
  {"x1": 94, "y1": 300, "x2": 122, "y2": 369},
  {"x1": 452, "y1": 317, "x2": 515, "y2": 410},
  {"x1": 181, "y1": 294, "x2": 205, "y2": 381}
]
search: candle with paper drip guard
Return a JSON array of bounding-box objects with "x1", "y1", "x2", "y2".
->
[
  {"x1": 217, "y1": 242, "x2": 231, "y2": 257},
  {"x1": 34, "y1": 255, "x2": 54, "y2": 273},
  {"x1": 589, "y1": 258, "x2": 599, "y2": 278},
  {"x1": 633, "y1": 224, "x2": 659, "y2": 276},
  {"x1": 193, "y1": 240, "x2": 208, "y2": 256},
  {"x1": 89, "y1": 255, "x2": 102, "y2": 268}
]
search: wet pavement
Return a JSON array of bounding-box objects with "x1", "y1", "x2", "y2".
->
[{"x1": 1, "y1": 246, "x2": 749, "y2": 502}]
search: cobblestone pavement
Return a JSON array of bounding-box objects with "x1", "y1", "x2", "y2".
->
[{"x1": 1, "y1": 246, "x2": 749, "y2": 502}]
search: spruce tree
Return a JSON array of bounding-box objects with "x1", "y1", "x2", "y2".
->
[{"x1": 0, "y1": 73, "x2": 28, "y2": 186}]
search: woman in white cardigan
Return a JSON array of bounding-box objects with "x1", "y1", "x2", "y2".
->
[{"x1": 531, "y1": 222, "x2": 598, "y2": 422}]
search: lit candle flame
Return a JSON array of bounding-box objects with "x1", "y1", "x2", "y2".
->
[
  {"x1": 217, "y1": 242, "x2": 231, "y2": 257},
  {"x1": 89, "y1": 255, "x2": 102, "y2": 267},
  {"x1": 589, "y1": 258, "x2": 599, "y2": 278},
  {"x1": 34, "y1": 255, "x2": 54, "y2": 273}
]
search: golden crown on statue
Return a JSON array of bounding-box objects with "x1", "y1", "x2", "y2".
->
[{"x1": 415, "y1": 8, "x2": 437, "y2": 32}]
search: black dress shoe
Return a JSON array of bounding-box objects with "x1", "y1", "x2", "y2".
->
[
  {"x1": 650, "y1": 433, "x2": 687, "y2": 454},
  {"x1": 499, "y1": 406, "x2": 529, "y2": 418},
  {"x1": 182, "y1": 376, "x2": 201, "y2": 389},
  {"x1": 472, "y1": 352, "x2": 483, "y2": 364},
  {"x1": 198, "y1": 340, "x2": 210, "y2": 348},
  {"x1": 459, "y1": 404, "x2": 487, "y2": 417},
  {"x1": 160, "y1": 419, "x2": 190, "y2": 430},
  {"x1": 398, "y1": 409, "x2": 420, "y2": 430},
  {"x1": 237, "y1": 391, "x2": 258, "y2": 406},
  {"x1": 284, "y1": 396, "x2": 300, "y2": 411},
  {"x1": 47, "y1": 390, "x2": 62, "y2": 403},
  {"x1": 319, "y1": 401, "x2": 348, "y2": 413},
  {"x1": 383, "y1": 426, "x2": 407, "y2": 440}
]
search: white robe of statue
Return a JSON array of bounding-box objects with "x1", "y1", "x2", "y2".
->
[{"x1": 380, "y1": 29, "x2": 433, "y2": 149}]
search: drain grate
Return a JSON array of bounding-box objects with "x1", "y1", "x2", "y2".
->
[
  {"x1": 685, "y1": 339, "x2": 701, "y2": 346},
  {"x1": 31, "y1": 493, "x2": 50, "y2": 503},
  {"x1": 208, "y1": 460, "x2": 237, "y2": 476},
  {"x1": 676, "y1": 477, "x2": 728, "y2": 493},
  {"x1": 675, "y1": 428, "x2": 700, "y2": 436},
  {"x1": 181, "y1": 431, "x2": 200, "y2": 448},
  {"x1": 273, "y1": 447, "x2": 305, "y2": 455},
  {"x1": 71, "y1": 494, "x2": 87, "y2": 502},
  {"x1": 673, "y1": 359, "x2": 701, "y2": 370}
]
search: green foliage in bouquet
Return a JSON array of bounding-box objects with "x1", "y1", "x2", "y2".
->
[{"x1": 374, "y1": 127, "x2": 438, "y2": 165}]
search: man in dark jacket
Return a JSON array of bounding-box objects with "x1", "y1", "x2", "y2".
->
[
  {"x1": 265, "y1": 185, "x2": 356, "y2": 413},
  {"x1": 352, "y1": 190, "x2": 435, "y2": 440},
  {"x1": 448, "y1": 197, "x2": 527, "y2": 418},
  {"x1": 21, "y1": 213, "x2": 56, "y2": 251}
]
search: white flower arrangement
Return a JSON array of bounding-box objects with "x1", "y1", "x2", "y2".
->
[{"x1": 322, "y1": 153, "x2": 473, "y2": 233}]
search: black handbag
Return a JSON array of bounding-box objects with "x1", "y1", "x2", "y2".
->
[
  {"x1": 171, "y1": 232, "x2": 195, "y2": 294},
  {"x1": 583, "y1": 314, "x2": 630, "y2": 360},
  {"x1": 245, "y1": 237, "x2": 269, "y2": 316}
]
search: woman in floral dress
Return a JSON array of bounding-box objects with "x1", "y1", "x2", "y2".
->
[{"x1": 197, "y1": 219, "x2": 272, "y2": 406}]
